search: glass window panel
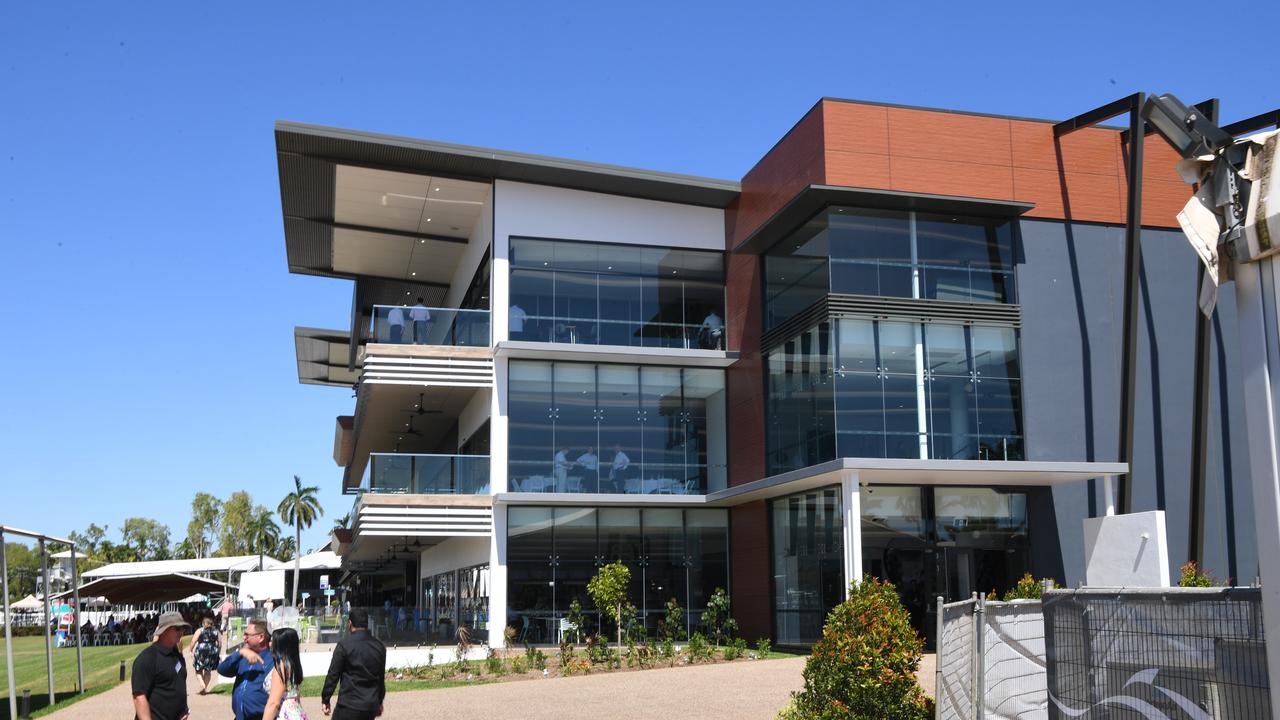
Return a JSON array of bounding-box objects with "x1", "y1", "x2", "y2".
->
[
  {"x1": 553, "y1": 508, "x2": 598, "y2": 613},
  {"x1": 554, "y1": 240, "x2": 600, "y2": 274},
  {"x1": 826, "y1": 208, "x2": 911, "y2": 262},
  {"x1": 836, "y1": 318, "x2": 877, "y2": 372},
  {"x1": 685, "y1": 278, "x2": 726, "y2": 350},
  {"x1": 506, "y1": 507, "x2": 554, "y2": 620},
  {"x1": 881, "y1": 373, "x2": 919, "y2": 436},
  {"x1": 553, "y1": 364, "x2": 598, "y2": 493},
  {"x1": 509, "y1": 269, "x2": 554, "y2": 342},
  {"x1": 925, "y1": 324, "x2": 969, "y2": 377},
  {"x1": 971, "y1": 326, "x2": 1019, "y2": 379},
  {"x1": 597, "y1": 274, "x2": 642, "y2": 347},
  {"x1": 551, "y1": 271, "x2": 598, "y2": 344},
  {"x1": 510, "y1": 238, "x2": 556, "y2": 269},
  {"x1": 652, "y1": 275, "x2": 685, "y2": 348},
  {"x1": 508, "y1": 361, "x2": 554, "y2": 492},
  {"x1": 598, "y1": 366, "x2": 641, "y2": 493},
  {"x1": 928, "y1": 374, "x2": 978, "y2": 460},
  {"x1": 601, "y1": 244, "x2": 644, "y2": 277},
  {"x1": 933, "y1": 488, "x2": 1027, "y2": 543},
  {"x1": 641, "y1": 509, "x2": 685, "y2": 626},
  {"x1": 683, "y1": 368, "x2": 727, "y2": 493},
  {"x1": 877, "y1": 321, "x2": 918, "y2": 374},
  {"x1": 833, "y1": 371, "x2": 883, "y2": 435},
  {"x1": 597, "y1": 508, "x2": 643, "y2": 615},
  {"x1": 861, "y1": 486, "x2": 926, "y2": 541},
  {"x1": 771, "y1": 488, "x2": 844, "y2": 645},
  {"x1": 975, "y1": 378, "x2": 1022, "y2": 460},
  {"x1": 829, "y1": 259, "x2": 881, "y2": 297},
  {"x1": 640, "y1": 366, "x2": 683, "y2": 491},
  {"x1": 684, "y1": 509, "x2": 728, "y2": 635}
]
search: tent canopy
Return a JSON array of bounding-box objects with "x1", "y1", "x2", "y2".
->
[
  {"x1": 54, "y1": 572, "x2": 233, "y2": 605},
  {"x1": 10, "y1": 595, "x2": 42, "y2": 611}
]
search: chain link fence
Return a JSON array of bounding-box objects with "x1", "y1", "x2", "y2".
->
[
  {"x1": 1043, "y1": 587, "x2": 1270, "y2": 719},
  {"x1": 936, "y1": 596, "x2": 1047, "y2": 720}
]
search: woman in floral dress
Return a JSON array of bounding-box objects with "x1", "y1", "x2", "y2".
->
[
  {"x1": 264, "y1": 627, "x2": 308, "y2": 720},
  {"x1": 190, "y1": 614, "x2": 222, "y2": 694}
]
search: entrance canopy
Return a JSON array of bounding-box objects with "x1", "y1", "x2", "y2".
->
[{"x1": 54, "y1": 572, "x2": 233, "y2": 605}]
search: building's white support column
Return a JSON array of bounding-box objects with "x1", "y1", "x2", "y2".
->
[
  {"x1": 840, "y1": 470, "x2": 863, "y2": 597},
  {"x1": 1103, "y1": 475, "x2": 1116, "y2": 516},
  {"x1": 487, "y1": 499, "x2": 509, "y2": 649},
  {"x1": 491, "y1": 182, "x2": 510, "y2": 344},
  {"x1": 1232, "y1": 256, "x2": 1280, "y2": 715},
  {"x1": 908, "y1": 212, "x2": 929, "y2": 459}
]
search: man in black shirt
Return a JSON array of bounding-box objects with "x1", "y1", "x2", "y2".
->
[
  {"x1": 131, "y1": 611, "x2": 190, "y2": 720},
  {"x1": 321, "y1": 607, "x2": 387, "y2": 720}
]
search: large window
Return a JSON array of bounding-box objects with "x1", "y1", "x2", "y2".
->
[
  {"x1": 766, "y1": 319, "x2": 1023, "y2": 475},
  {"x1": 507, "y1": 506, "x2": 729, "y2": 642},
  {"x1": 771, "y1": 487, "x2": 845, "y2": 645},
  {"x1": 764, "y1": 208, "x2": 1017, "y2": 329},
  {"x1": 421, "y1": 563, "x2": 489, "y2": 643},
  {"x1": 508, "y1": 361, "x2": 728, "y2": 494},
  {"x1": 509, "y1": 238, "x2": 726, "y2": 349}
]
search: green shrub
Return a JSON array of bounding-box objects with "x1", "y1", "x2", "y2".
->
[
  {"x1": 1001, "y1": 572, "x2": 1045, "y2": 600},
  {"x1": 486, "y1": 647, "x2": 505, "y2": 676},
  {"x1": 658, "y1": 597, "x2": 686, "y2": 641},
  {"x1": 791, "y1": 577, "x2": 932, "y2": 720},
  {"x1": 687, "y1": 631, "x2": 714, "y2": 663},
  {"x1": 701, "y1": 587, "x2": 738, "y2": 646},
  {"x1": 1179, "y1": 561, "x2": 1216, "y2": 587},
  {"x1": 511, "y1": 655, "x2": 529, "y2": 674},
  {"x1": 756, "y1": 637, "x2": 772, "y2": 658},
  {"x1": 588, "y1": 561, "x2": 632, "y2": 649},
  {"x1": 724, "y1": 637, "x2": 748, "y2": 661},
  {"x1": 659, "y1": 635, "x2": 676, "y2": 665},
  {"x1": 566, "y1": 597, "x2": 586, "y2": 643}
]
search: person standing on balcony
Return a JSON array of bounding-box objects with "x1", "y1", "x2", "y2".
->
[
  {"x1": 700, "y1": 310, "x2": 724, "y2": 350},
  {"x1": 608, "y1": 444, "x2": 630, "y2": 493},
  {"x1": 509, "y1": 303, "x2": 527, "y2": 339},
  {"x1": 410, "y1": 298, "x2": 431, "y2": 344},
  {"x1": 552, "y1": 447, "x2": 571, "y2": 491},
  {"x1": 387, "y1": 306, "x2": 406, "y2": 344},
  {"x1": 576, "y1": 446, "x2": 599, "y2": 492}
]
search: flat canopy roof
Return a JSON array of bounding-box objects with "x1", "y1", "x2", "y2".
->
[
  {"x1": 295, "y1": 327, "x2": 359, "y2": 387},
  {"x1": 84, "y1": 555, "x2": 278, "y2": 578},
  {"x1": 54, "y1": 573, "x2": 232, "y2": 605}
]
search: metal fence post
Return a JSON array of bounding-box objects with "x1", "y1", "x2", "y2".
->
[
  {"x1": 975, "y1": 594, "x2": 986, "y2": 720},
  {"x1": 935, "y1": 595, "x2": 943, "y2": 720},
  {"x1": 40, "y1": 539, "x2": 54, "y2": 709}
]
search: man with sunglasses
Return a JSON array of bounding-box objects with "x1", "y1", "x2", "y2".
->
[{"x1": 217, "y1": 619, "x2": 274, "y2": 720}]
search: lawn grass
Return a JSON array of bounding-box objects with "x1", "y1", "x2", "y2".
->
[
  {"x1": 0, "y1": 636, "x2": 141, "y2": 719},
  {"x1": 208, "y1": 675, "x2": 484, "y2": 697}
]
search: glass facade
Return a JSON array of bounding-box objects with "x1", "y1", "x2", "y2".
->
[
  {"x1": 770, "y1": 487, "x2": 845, "y2": 645},
  {"x1": 764, "y1": 208, "x2": 1017, "y2": 329},
  {"x1": 508, "y1": 361, "x2": 728, "y2": 494},
  {"x1": 506, "y1": 506, "x2": 728, "y2": 642},
  {"x1": 420, "y1": 564, "x2": 489, "y2": 643},
  {"x1": 766, "y1": 319, "x2": 1023, "y2": 475},
  {"x1": 509, "y1": 238, "x2": 726, "y2": 349}
]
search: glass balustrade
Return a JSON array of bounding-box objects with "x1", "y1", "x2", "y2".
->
[
  {"x1": 362, "y1": 454, "x2": 491, "y2": 495},
  {"x1": 370, "y1": 305, "x2": 490, "y2": 347}
]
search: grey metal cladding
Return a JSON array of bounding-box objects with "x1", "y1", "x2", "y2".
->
[{"x1": 283, "y1": 216, "x2": 333, "y2": 275}]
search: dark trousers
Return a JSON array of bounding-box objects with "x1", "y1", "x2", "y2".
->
[
  {"x1": 413, "y1": 319, "x2": 428, "y2": 343},
  {"x1": 333, "y1": 706, "x2": 379, "y2": 720},
  {"x1": 390, "y1": 324, "x2": 403, "y2": 343}
]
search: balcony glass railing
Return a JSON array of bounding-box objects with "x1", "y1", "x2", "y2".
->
[
  {"x1": 365, "y1": 453, "x2": 491, "y2": 495},
  {"x1": 371, "y1": 305, "x2": 490, "y2": 347}
]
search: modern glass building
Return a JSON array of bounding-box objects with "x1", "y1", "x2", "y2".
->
[{"x1": 281, "y1": 97, "x2": 1257, "y2": 648}]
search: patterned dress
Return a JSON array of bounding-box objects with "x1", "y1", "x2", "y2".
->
[
  {"x1": 264, "y1": 668, "x2": 308, "y2": 720},
  {"x1": 193, "y1": 627, "x2": 221, "y2": 671}
]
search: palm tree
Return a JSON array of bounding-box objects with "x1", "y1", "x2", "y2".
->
[
  {"x1": 333, "y1": 513, "x2": 351, "y2": 529},
  {"x1": 278, "y1": 475, "x2": 324, "y2": 607},
  {"x1": 247, "y1": 514, "x2": 281, "y2": 571}
]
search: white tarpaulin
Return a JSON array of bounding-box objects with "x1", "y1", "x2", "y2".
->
[{"x1": 238, "y1": 570, "x2": 286, "y2": 602}]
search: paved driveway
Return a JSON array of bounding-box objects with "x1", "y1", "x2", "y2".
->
[{"x1": 45, "y1": 656, "x2": 807, "y2": 720}]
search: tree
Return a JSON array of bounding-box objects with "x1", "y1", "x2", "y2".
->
[
  {"x1": 246, "y1": 510, "x2": 281, "y2": 570},
  {"x1": 587, "y1": 561, "x2": 632, "y2": 650},
  {"x1": 3, "y1": 542, "x2": 39, "y2": 602},
  {"x1": 275, "y1": 536, "x2": 297, "y2": 562},
  {"x1": 277, "y1": 475, "x2": 324, "y2": 606},
  {"x1": 68, "y1": 523, "x2": 108, "y2": 557},
  {"x1": 333, "y1": 513, "x2": 351, "y2": 529},
  {"x1": 186, "y1": 493, "x2": 223, "y2": 558},
  {"x1": 218, "y1": 491, "x2": 257, "y2": 557},
  {"x1": 119, "y1": 517, "x2": 172, "y2": 561}
]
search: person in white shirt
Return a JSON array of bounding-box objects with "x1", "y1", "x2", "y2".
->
[
  {"x1": 576, "y1": 447, "x2": 599, "y2": 492},
  {"x1": 552, "y1": 447, "x2": 571, "y2": 490},
  {"x1": 387, "y1": 306, "x2": 406, "y2": 343},
  {"x1": 608, "y1": 444, "x2": 631, "y2": 493},
  {"x1": 701, "y1": 310, "x2": 724, "y2": 349},
  {"x1": 509, "y1": 304, "x2": 528, "y2": 339},
  {"x1": 410, "y1": 298, "x2": 432, "y2": 344}
]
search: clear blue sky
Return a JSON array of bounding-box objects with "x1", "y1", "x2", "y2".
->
[{"x1": 2, "y1": 1, "x2": 1276, "y2": 555}]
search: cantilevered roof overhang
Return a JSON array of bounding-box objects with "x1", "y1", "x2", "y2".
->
[
  {"x1": 496, "y1": 458, "x2": 1127, "y2": 507},
  {"x1": 295, "y1": 327, "x2": 360, "y2": 387},
  {"x1": 276, "y1": 121, "x2": 740, "y2": 280}
]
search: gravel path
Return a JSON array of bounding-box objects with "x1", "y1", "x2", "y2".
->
[{"x1": 45, "y1": 653, "x2": 937, "y2": 720}]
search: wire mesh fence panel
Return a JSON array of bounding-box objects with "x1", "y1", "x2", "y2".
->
[
  {"x1": 938, "y1": 598, "x2": 977, "y2": 720},
  {"x1": 1043, "y1": 588, "x2": 1270, "y2": 719},
  {"x1": 983, "y1": 601, "x2": 1047, "y2": 719}
]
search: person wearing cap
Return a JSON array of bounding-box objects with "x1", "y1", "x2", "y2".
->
[
  {"x1": 131, "y1": 611, "x2": 190, "y2": 720},
  {"x1": 218, "y1": 618, "x2": 275, "y2": 720}
]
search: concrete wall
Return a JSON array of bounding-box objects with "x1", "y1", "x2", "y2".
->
[
  {"x1": 1018, "y1": 219, "x2": 1256, "y2": 586},
  {"x1": 419, "y1": 536, "x2": 490, "y2": 579}
]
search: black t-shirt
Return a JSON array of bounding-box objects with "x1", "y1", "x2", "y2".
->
[{"x1": 132, "y1": 642, "x2": 188, "y2": 720}]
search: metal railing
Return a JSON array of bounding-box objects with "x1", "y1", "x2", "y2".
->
[
  {"x1": 371, "y1": 305, "x2": 490, "y2": 347},
  {"x1": 365, "y1": 453, "x2": 491, "y2": 495}
]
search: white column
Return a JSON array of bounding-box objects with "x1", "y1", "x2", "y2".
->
[
  {"x1": 1103, "y1": 475, "x2": 1116, "y2": 517},
  {"x1": 840, "y1": 470, "x2": 863, "y2": 597},
  {"x1": 491, "y1": 355, "x2": 509, "y2": 494},
  {"x1": 487, "y1": 500, "x2": 508, "y2": 649},
  {"x1": 491, "y1": 181, "x2": 510, "y2": 344},
  {"x1": 909, "y1": 212, "x2": 929, "y2": 459},
  {"x1": 1232, "y1": 256, "x2": 1280, "y2": 715}
]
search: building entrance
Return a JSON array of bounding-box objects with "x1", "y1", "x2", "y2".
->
[{"x1": 860, "y1": 486, "x2": 1030, "y2": 647}]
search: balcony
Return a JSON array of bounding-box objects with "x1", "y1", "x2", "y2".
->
[
  {"x1": 363, "y1": 453, "x2": 491, "y2": 495},
  {"x1": 371, "y1": 305, "x2": 490, "y2": 347}
]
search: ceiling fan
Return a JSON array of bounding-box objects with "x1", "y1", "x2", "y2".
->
[
  {"x1": 389, "y1": 415, "x2": 424, "y2": 437},
  {"x1": 411, "y1": 393, "x2": 442, "y2": 416}
]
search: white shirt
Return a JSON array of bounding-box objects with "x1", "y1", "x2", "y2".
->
[
  {"x1": 410, "y1": 303, "x2": 431, "y2": 322},
  {"x1": 388, "y1": 307, "x2": 406, "y2": 326},
  {"x1": 553, "y1": 450, "x2": 570, "y2": 471},
  {"x1": 509, "y1": 304, "x2": 527, "y2": 332},
  {"x1": 576, "y1": 452, "x2": 599, "y2": 470},
  {"x1": 612, "y1": 450, "x2": 630, "y2": 470},
  {"x1": 703, "y1": 313, "x2": 723, "y2": 330}
]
